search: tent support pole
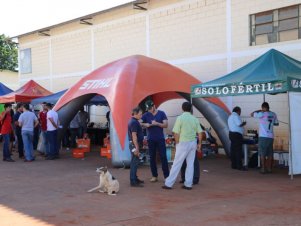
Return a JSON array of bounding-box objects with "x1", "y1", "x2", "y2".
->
[{"x1": 288, "y1": 92, "x2": 293, "y2": 179}]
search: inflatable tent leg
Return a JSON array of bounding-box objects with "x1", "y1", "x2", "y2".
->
[{"x1": 110, "y1": 114, "x2": 131, "y2": 168}]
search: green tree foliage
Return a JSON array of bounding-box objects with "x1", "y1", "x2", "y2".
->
[{"x1": 0, "y1": 34, "x2": 18, "y2": 71}]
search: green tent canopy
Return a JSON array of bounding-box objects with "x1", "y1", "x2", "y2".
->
[
  {"x1": 191, "y1": 49, "x2": 301, "y2": 98},
  {"x1": 191, "y1": 48, "x2": 301, "y2": 176}
]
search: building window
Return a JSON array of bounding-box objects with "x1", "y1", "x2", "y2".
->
[
  {"x1": 20, "y1": 48, "x2": 32, "y2": 74},
  {"x1": 250, "y1": 5, "x2": 300, "y2": 46}
]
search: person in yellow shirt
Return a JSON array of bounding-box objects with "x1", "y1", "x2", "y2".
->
[{"x1": 162, "y1": 102, "x2": 203, "y2": 190}]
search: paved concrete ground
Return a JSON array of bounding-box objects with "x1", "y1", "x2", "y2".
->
[{"x1": 1, "y1": 147, "x2": 301, "y2": 226}]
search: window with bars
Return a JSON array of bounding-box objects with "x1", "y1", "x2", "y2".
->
[{"x1": 250, "y1": 5, "x2": 301, "y2": 46}]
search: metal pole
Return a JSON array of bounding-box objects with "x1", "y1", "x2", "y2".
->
[
  {"x1": 190, "y1": 95, "x2": 193, "y2": 114},
  {"x1": 288, "y1": 92, "x2": 293, "y2": 179}
]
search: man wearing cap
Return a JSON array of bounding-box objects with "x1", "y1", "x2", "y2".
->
[{"x1": 141, "y1": 100, "x2": 169, "y2": 182}]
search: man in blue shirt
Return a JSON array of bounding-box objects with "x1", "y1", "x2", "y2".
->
[
  {"x1": 18, "y1": 103, "x2": 39, "y2": 162},
  {"x1": 141, "y1": 100, "x2": 169, "y2": 182},
  {"x1": 128, "y1": 107, "x2": 144, "y2": 187},
  {"x1": 228, "y1": 106, "x2": 246, "y2": 170}
]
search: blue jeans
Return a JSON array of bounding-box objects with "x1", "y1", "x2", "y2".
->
[
  {"x1": 15, "y1": 129, "x2": 24, "y2": 157},
  {"x1": 22, "y1": 130, "x2": 34, "y2": 161},
  {"x1": 70, "y1": 128, "x2": 79, "y2": 148},
  {"x1": 78, "y1": 126, "x2": 87, "y2": 139},
  {"x1": 41, "y1": 131, "x2": 49, "y2": 155},
  {"x1": 130, "y1": 154, "x2": 140, "y2": 184},
  {"x1": 148, "y1": 139, "x2": 170, "y2": 178},
  {"x1": 33, "y1": 126, "x2": 40, "y2": 150},
  {"x1": 47, "y1": 130, "x2": 58, "y2": 158},
  {"x1": 2, "y1": 134, "x2": 11, "y2": 160},
  {"x1": 129, "y1": 143, "x2": 141, "y2": 184}
]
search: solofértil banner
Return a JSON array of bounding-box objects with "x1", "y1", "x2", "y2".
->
[
  {"x1": 191, "y1": 81, "x2": 288, "y2": 98},
  {"x1": 288, "y1": 77, "x2": 301, "y2": 92}
]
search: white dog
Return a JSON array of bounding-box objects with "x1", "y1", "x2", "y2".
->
[{"x1": 87, "y1": 167, "x2": 120, "y2": 195}]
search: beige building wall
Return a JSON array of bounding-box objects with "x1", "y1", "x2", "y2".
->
[
  {"x1": 94, "y1": 16, "x2": 147, "y2": 66},
  {"x1": 0, "y1": 70, "x2": 19, "y2": 90},
  {"x1": 17, "y1": 0, "x2": 301, "y2": 148}
]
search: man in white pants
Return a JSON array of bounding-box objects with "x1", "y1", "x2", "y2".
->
[{"x1": 162, "y1": 102, "x2": 203, "y2": 190}]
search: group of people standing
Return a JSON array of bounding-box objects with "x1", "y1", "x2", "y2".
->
[
  {"x1": 228, "y1": 102, "x2": 279, "y2": 174},
  {"x1": 2, "y1": 98, "x2": 280, "y2": 184},
  {"x1": 128, "y1": 100, "x2": 203, "y2": 190},
  {"x1": 1, "y1": 102, "x2": 60, "y2": 162},
  {"x1": 128, "y1": 99, "x2": 280, "y2": 191}
]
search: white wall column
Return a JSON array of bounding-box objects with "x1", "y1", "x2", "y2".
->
[
  {"x1": 91, "y1": 27, "x2": 95, "y2": 70},
  {"x1": 226, "y1": 0, "x2": 232, "y2": 110},
  {"x1": 49, "y1": 38, "x2": 53, "y2": 91},
  {"x1": 146, "y1": 13, "x2": 150, "y2": 56}
]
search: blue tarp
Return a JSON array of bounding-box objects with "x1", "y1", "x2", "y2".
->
[
  {"x1": 0, "y1": 82, "x2": 13, "y2": 113},
  {"x1": 0, "y1": 82, "x2": 13, "y2": 95},
  {"x1": 31, "y1": 89, "x2": 107, "y2": 105}
]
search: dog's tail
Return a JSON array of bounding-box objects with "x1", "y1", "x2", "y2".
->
[{"x1": 87, "y1": 186, "x2": 100, "y2": 193}]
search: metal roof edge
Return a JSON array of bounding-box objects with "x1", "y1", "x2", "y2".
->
[{"x1": 13, "y1": 1, "x2": 135, "y2": 39}]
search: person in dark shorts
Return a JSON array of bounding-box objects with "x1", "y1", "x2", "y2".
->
[{"x1": 251, "y1": 102, "x2": 279, "y2": 174}]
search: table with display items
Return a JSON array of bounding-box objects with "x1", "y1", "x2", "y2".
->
[
  {"x1": 242, "y1": 137, "x2": 258, "y2": 169},
  {"x1": 242, "y1": 135, "x2": 289, "y2": 169}
]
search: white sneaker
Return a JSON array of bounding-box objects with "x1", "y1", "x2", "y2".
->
[{"x1": 150, "y1": 177, "x2": 158, "y2": 182}]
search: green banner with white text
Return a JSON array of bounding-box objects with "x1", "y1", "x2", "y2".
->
[
  {"x1": 191, "y1": 81, "x2": 288, "y2": 98},
  {"x1": 288, "y1": 77, "x2": 301, "y2": 92}
]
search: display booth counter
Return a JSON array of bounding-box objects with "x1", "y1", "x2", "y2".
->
[
  {"x1": 243, "y1": 135, "x2": 289, "y2": 169},
  {"x1": 273, "y1": 150, "x2": 289, "y2": 167}
]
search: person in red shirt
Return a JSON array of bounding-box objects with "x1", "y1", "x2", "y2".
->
[
  {"x1": 38, "y1": 102, "x2": 49, "y2": 156},
  {"x1": 1, "y1": 103, "x2": 15, "y2": 162}
]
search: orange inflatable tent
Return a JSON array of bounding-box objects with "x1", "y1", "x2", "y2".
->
[{"x1": 54, "y1": 55, "x2": 229, "y2": 149}]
